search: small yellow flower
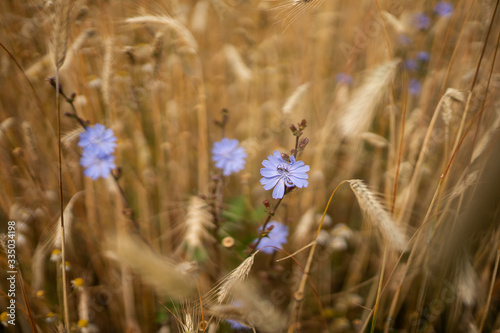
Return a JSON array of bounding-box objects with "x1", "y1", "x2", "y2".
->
[
  {"x1": 45, "y1": 312, "x2": 57, "y2": 323},
  {"x1": 72, "y1": 278, "x2": 85, "y2": 289},
  {"x1": 36, "y1": 290, "x2": 45, "y2": 298},
  {"x1": 50, "y1": 249, "x2": 61, "y2": 262},
  {"x1": 78, "y1": 319, "x2": 89, "y2": 328},
  {"x1": 64, "y1": 261, "x2": 71, "y2": 271},
  {"x1": 1, "y1": 312, "x2": 8, "y2": 326}
]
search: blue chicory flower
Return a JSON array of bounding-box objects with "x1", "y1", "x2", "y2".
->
[
  {"x1": 409, "y1": 78, "x2": 422, "y2": 95},
  {"x1": 254, "y1": 221, "x2": 289, "y2": 254},
  {"x1": 416, "y1": 51, "x2": 430, "y2": 62},
  {"x1": 397, "y1": 34, "x2": 412, "y2": 45},
  {"x1": 434, "y1": 2, "x2": 454, "y2": 17},
  {"x1": 79, "y1": 123, "x2": 117, "y2": 180},
  {"x1": 405, "y1": 59, "x2": 418, "y2": 71},
  {"x1": 80, "y1": 150, "x2": 116, "y2": 180},
  {"x1": 212, "y1": 138, "x2": 247, "y2": 176},
  {"x1": 413, "y1": 13, "x2": 431, "y2": 30},
  {"x1": 78, "y1": 123, "x2": 117, "y2": 155},
  {"x1": 260, "y1": 151, "x2": 309, "y2": 199},
  {"x1": 336, "y1": 73, "x2": 353, "y2": 85},
  {"x1": 227, "y1": 319, "x2": 250, "y2": 330}
]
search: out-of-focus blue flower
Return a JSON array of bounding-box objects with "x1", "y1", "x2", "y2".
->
[
  {"x1": 397, "y1": 34, "x2": 412, "y2": 45},
  {"x1": 417, "y1": 51, "x2": 430, "y2": 62},
  {"x1": 260, "y1": 151, "x2": 309, "y2": 199},
  {"x1": 78, "y1": 123, "x2": 117, "y2": 155},
  {"x1": 212, "y1": 138, "x2": 247, "y2": 176},
  {"x1": 80, "y1": 150, "x2": 116, "y2": 180},
  {"x1": 405, "y1": 59, "x2": 418, "y2": 71},
  {"x1": 413, "y1": 13, "x2": 431, "y2": 30},
  {"x1": 79, "y1": 123, "x2": 117, "y2": 180},
  {"x1": 336, "y1": 73, "x2": 353, "y2": 85},
  {"x1": 409, "y1": 78, "x2": 422, "y2": 95},
  {"x1": 434, "y1": 2, "x2": 454, "y2": 17},
  {"x1": 254, "y1": 221, "x2": 289, "y2": 254},
  {"x1": 227, "y1": 319, "x2": 250, "y2": 330}
]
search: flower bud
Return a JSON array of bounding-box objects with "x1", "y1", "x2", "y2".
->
[
  {"x1": 263, "y1": 199, "x2": 270, "y2": 210},
  {"x1": 299, "y1": 119, "x2": 307, "y2": 130},
  {"x1": 299, "y1": 137, "x2": 310, "y2": 149}
]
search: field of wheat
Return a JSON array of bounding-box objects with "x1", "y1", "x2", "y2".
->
[{"x1": 0, "y1": 0, "x2": 499, "y2": 332}]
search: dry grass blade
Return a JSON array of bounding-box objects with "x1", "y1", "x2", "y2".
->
[{"x1": 349, "y1": 180, "x2": 408, "y2": 251}]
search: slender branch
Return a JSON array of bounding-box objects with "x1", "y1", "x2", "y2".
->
[
  {"x1": 293, "y1": 136, "x2": 299, "y2": 159},
  {"x1": 251, "y1": 199, "x2": 283, "y2": 254}
]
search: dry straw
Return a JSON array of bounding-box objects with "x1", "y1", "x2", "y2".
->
[{"x1": 348, "y1": 180, "x2": 408, "y2": 251}]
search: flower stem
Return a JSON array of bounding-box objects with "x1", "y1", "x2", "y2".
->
[{"x1": 251, "y1": 198, "x2": 283, "y2": 255}]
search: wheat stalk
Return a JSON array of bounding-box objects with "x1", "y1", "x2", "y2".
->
[
  {"x1": 339, "y1": 59, "x2": 399, "y2": 139},
  {"x1": 349, "y1": 180, "x2": 408, "y2": 251},
  {"x1": 125, "y1": 15, "x2": 198, "y2": 52},
  {"x1": 205, "y1": 253, "x2": 256, "y2": 305},
  {"x1": 224, "y1": 44, "x2": 252, "y2": 83},
  {"x1": 51, "y1": 0, "x2": 71, "y2": 69},
  {"x1": 180, "y1": 196, "x2": 215, "y2": 260},
  {"x1": 108, "y1": 235, "x2": 197, "y2": 300},
  {"x1": 51, "y1": 1, "x2": 73, "y2": 330},
  {"x1": 282, "y1": 82, "x2": 310, "y2": 115}
]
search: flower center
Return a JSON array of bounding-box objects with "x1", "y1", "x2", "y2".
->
[{"x1": 277, "y1": 164, "x2": 294, "y2": 186}]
